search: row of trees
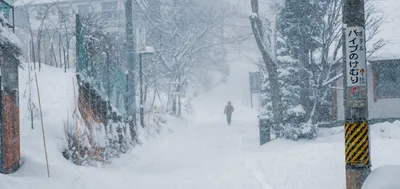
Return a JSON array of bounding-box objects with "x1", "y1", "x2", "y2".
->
[
  {"x1": 59, "y1": 0, "x2": 234, "y2": 165},
  {"x1": 16, "y1": 1, "x2": 76, "y2": 71},
  {"x1": 250, "y1": 0, "x2": 385, "y2": 140},
  {"x1": 136, "y1": 0, "x2": 231, "y2": 115},
  {"x1": 18, "y1": 0, "x2": 233, "y2": 115}
]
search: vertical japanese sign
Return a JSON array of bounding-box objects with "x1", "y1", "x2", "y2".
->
[{"x1": 346, "y1": 26, "x2": 367, "y2": 108}]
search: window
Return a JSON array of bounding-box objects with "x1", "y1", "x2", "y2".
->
[
  {"x1": 101, "y1": 1, "x2": 118, "y2": 20},
  {"x1": 77, "y1": 4, "x2": 90, "y2": 15},
  {"x1": 375, "y1": 61, "x2": 400, "y2": 98}
]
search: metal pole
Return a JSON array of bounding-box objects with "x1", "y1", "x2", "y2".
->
[
  {"x1": 35, "y1": 73, "x2": 50, "y2": 177},
  {"x1": 12, "y1": 6, "x2": 14, "y2": 33},
  {"x1": 250, "y1": 92, "x2": 253, "y2": 108},
  {"x1": 343, "y1": 0, "x2": 371, "y2": 188},
  {"x1": 139, "y1": 53, "x2": 144, "y2": 127}
]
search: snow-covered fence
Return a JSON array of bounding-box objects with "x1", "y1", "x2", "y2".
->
[
  {"x1": 62, "y1": 14, "x2": 136, "y2": 165},
  {"x1": 63, "y1": 77, "x2": 133, "y2": 165}
]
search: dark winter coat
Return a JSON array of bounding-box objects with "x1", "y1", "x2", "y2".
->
[{"x1": 224, "y1": 105, "x2": 234, "y2": 115}]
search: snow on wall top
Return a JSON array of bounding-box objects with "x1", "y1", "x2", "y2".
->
[{"x1": 0, "y1": 13, "x2": 20, "y2": 47}]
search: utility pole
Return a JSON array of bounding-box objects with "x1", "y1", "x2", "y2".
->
[
  {"x1": 136, "y1": 27, "x2": 153, "y2": 127},
  {"x1": 342, "y1": 0, "x2": 371, "y2": 188},
  {"x1": 125, "y1": 0, "x2": 137, "y2": 140}
]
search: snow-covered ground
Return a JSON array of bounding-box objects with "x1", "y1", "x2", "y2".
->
[
  {"x1": 1, "y1": 48, "x2": 400, "y2": 189},
  {"x1": 362, "y1": 165, "x2": 400, "y2": 189}
]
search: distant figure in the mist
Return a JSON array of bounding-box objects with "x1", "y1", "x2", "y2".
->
[{"x1": 224, "y1": 101, "x2": 235, "y2": 125}]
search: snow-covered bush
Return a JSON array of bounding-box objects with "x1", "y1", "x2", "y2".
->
[
  {"x1": 63, "y1": 118, "x2": 90, "y2": 166},
  {"x1": 63, "y1": 112, "x2": 135, "y2": 166}
]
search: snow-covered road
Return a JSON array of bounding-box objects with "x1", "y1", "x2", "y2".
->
[{"x1": 107, "y1": 52, "x2": 268, "y2": 189}]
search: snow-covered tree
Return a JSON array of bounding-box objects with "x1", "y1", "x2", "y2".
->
[
  {"x1": 249, "y1": 0, "x2": 285, "y2": 139},
  {"x1": 250, "y1": 0, "x2": 385, "y2": 140},
  {"x1": 276, "y1": 0, "x2": 385, "y2": 139},
  {"x1": 135, "y1": 0, "x2": 229, "y2": 116}
]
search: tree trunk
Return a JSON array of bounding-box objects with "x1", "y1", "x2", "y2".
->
[
  {"x1": 63, "y1": 49, "x2": 67, "y2": 73},
  {"x1": 250, "y1": 0, "x2": 283, "y2": 127},
  {"x1": 37, "y1": 33, "x2": 41, "y2": 71},
  {"x1": 30, "y1": 40, "x2": 36, "y2": 69},
  {"x1": 51, "y1": 39, "x2": 58, "y2": 68},
  {"x1": 59, "y1": 34, "x2": 63, "y2": 69},
  {"x1": 299, "y1": 48, "x2": 312, "y2": 122},
  {"x1": 66, "y1": 36, "x2": 70, "y2": 69}
]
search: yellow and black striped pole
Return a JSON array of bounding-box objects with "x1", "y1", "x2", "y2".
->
[
  {"x1": 345, "y1": 119, "x2": 370, "y2": 167},
  {"x1": 343, "y1": 0, "x2": 371, "y2": 188}
]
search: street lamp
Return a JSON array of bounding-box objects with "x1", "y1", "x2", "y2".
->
[{"x1": 138, "y1": 46, "x2": 155, "y2": 128}]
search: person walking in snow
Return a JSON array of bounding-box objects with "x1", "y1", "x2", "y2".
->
[{"x1": 224, "y1": 101, "x2": 234, "y2": 125}]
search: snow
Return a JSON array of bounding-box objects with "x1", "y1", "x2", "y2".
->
[
  {"x1": 287, "y1": 104, "x2": 306, "y2": 115},
  {"x1": 0, "y1": 13, "x2": 21, "y2": 47},
  {"x1": 368, "y1": 0, "x2": 400, "y2": 60},
  {"x1": 249, "y1": 12, "x2": 258, "y2": 19},
  {"x1": 1, "y1": 49, "x2": 398, "y2": 189},
  {"x1": 145, "y1": 46, "x2": 155, "y2": 53},
  {"x1": 3, "y1": 11, "x2": 400, "y2": 188},
  {"x1": 278, "y1": 55, "x2": 297, "y2": 63},
  {"x1": 322, "y1": 73, "x2": 343, "y2": 86},
  {"x1": 362, "y1": 165, "x2": 400, "y2": 189}
]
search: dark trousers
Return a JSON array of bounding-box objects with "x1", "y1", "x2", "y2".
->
[{"x1": 226, "y1": 114, "x2": 232, "y2": 125}]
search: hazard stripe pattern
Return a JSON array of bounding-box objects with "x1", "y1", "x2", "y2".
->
[{"x1": 345, "y1": 121, "x2": 370, "y2": 166}]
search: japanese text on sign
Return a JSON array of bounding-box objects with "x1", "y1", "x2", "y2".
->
[{"x1": 346, "y1": 26, "x2": 367, "y2": 87}]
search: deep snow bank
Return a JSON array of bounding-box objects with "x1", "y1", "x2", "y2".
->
[
  {"x1": 0, "y1": 64, "x2": 183, "y2": 189},
  {"x1": 362, "y1": 165, "x2": 400, "y2": 189}
]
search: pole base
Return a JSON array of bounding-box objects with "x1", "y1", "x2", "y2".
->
[{"x1": 346, "y1": 167, "x2": 371, "y2": 189}]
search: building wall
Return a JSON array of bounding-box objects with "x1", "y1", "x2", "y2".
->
[{"x1": 335, "y1": 63, "x2": 400, "y2": 120}]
